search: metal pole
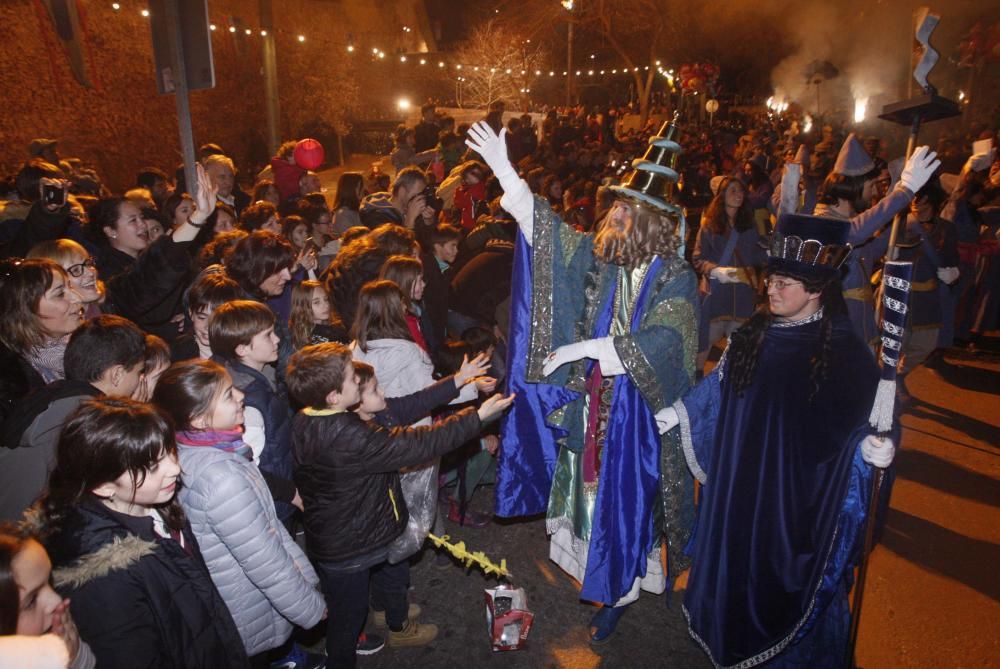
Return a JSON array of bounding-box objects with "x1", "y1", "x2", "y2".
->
[
  {"x1": 163, "y1": 0, "x2": 198, "y2": 199},
  {"x1": 259, "y1": 0, "x2": 280, "y2": 156},
  {"x1": 844, "y1": 468, "x2": 885, "y2": 668},
  {"x1": 566, "y1": 18, "x2": 574, "y2": 107},
  {"x1": 884, "y1": 114, "x2": 922, "y2": 261}
]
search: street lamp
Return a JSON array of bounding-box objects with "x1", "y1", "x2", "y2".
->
[{"x1": 563, "y1": 0, "x2": 577, "y2": 106}]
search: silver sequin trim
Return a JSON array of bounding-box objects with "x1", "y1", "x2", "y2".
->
[
  {"x1": 882, "y1": 321, "x2": 904, "y2": 337},
  {"x1": 884, "y1": 275, "x2": 911, "y2": 291},
  {"x1": 674, "y1": 399, "x2": 706, "y2": 484},
  {"x1": 881, "y1": 336, "x2": 901, "y2": 351},
  {"x1": 883, "y1": 296, "x2": 908, "y2": 315},
  {"x1": 526, "y1": 197, "x2": 558, "y2": 381}
]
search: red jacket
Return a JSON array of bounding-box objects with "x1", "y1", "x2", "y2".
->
[
  {"x1": 271, "y1": 158, "x2": 305, "y2": 201},
  {"x1": 454, "y1": 181, "x2": 487, "y2": 230}
]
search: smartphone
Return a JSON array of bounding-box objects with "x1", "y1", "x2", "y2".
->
[{"x1": 41, "y1": 182, "x2": 68, "y2": 208}]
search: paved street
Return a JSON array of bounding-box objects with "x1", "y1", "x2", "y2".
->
[{"x1": 305, "y1": 336, "x2": 997, "y2": 668}]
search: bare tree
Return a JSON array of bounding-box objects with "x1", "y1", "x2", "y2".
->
[{"x1": 452, "y1": 19, "x2": 547, "y2": 111}]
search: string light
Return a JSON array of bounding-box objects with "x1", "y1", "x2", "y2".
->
[
  {"x1": 228, "y1": 26, "x2": 236, "y2": 33},
  {"x1": 245, "y1": 28, "x2": 252, "y2": 35},
  {"x1": 260, "y1": 29, "x2": 267, "y2": 36},
  {"x1": 111, "y1": 2, "x2": 120, "y2": 9},
  {"x1": 297, "y1": 34, "x2": 305, "y2": 42},
  {"x1": 140, "y1": 8, "x2": 149, "y2": 17},
  {"x1": 400, "y1": 55, "x2": 407, "y2": 62},
  {"x1": 347, "y1": 44, "x2": 354, "y2": 52},
  {"x1": 209, "y1": 23, "x2": 216, "y2": 31}
]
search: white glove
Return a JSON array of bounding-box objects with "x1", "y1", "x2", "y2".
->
[
  {"x1": 466, "y1": 121, "x2": 534, "y2": 240},
  {"x1": 899, "y1": 146, "x2": 941, "y2": 194},
  {"x1": 466, "y1": 122, "x2": 515, "y2": 181},
  {"x1": 710, "y1": 266, "x2": 741, "y2": 284},
  {"x1": 654, "y1": 406, "x2": 679, "y2": 434},
  {"x1": 936, "y1": 266, "x2": 959, "y2": 284},
  {"x1": 541, "y1": 337, "x2": 624, "y2": 377},
  {"x1": 860, "y1": 435, "x2": 896, "y2": 468}
]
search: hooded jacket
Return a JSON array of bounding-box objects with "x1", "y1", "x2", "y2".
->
[{"x1": 41, "y1": 498, "x2": 250, "y2": 669}]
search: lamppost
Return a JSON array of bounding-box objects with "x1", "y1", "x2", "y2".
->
[{"x1": 562, "y1": 0, "x2": 575, "y2": 107}]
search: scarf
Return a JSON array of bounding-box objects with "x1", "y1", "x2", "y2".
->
[
  {"x1": 26, "y1": 337, "x2": 69, "y2": 383},
  {"x1": 176, "y1": 428, "x2": 253, "y2": 461}
]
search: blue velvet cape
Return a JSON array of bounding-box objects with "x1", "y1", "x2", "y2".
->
[
  {"x1": 679, "y1": 316, "x2": 879, "y2": 667},
  {"x1": 497, "y1": 197, "x2": 698, "y2": 605}
]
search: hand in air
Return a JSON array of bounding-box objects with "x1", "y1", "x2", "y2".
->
[
  {"x1": 465, "y1": 121, "x2": 511, "y2": 175},
  {"x1": 455, "y1": 352, "x2": 491, "y2": 387},
  {"x1": 190, "y1": 163, "x2": 218, "y2": 226}
]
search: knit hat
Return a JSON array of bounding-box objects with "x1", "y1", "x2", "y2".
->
[{"x1": 833, "y1": 133, "x2": 875, "y2": 176}]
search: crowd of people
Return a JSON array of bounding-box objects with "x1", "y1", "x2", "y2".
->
[{"x1": 0, "y1": 97, "x2": 997, "y2": 669}]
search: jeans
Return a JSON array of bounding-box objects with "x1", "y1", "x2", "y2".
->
[{"x1": 315, "y1": 558, "x2": 410, "y2": 668}]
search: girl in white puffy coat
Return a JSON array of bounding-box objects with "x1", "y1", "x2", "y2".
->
[{"x1": 152, "y1": 359, "x2": 325, "y2": 660}]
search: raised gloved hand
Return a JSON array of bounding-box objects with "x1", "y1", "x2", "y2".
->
[
  {"x1": 899, "y1": 146, "x2": 941, "y2": 194},
  {"x1": 465, "y1": 122, "x2": 514, "y2": 180},
  {"x1": 654, "y1": 406, "x2": 679, "y2": 434},
  {"x1": 860, "y1": 435, "x2": 896, "y2": 468},
  {"x1": 961, "y1": 150, "x2": 995, "y2": 175},
  {"x1": 710, "y1": 266, "x2": 741, "y2": 284},
  {"x1": 936, "y1": 266, "x2": 959, "y2": 284}
]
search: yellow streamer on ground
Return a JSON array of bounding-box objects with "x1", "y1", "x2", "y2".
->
[{"x1": 427, "y1": 533, "x2": 511, "y2": 579}]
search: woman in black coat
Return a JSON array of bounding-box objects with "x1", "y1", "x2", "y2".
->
[{"x1": 36, "y1": 398, "x2": 249, "y2": 669}]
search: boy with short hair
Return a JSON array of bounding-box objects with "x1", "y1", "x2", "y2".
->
[
  {"x1": 208, "y1": 299, "x2": 299, "y2": 524},
  {"x1": 420, "y1": 223, "x2": 462, "y2": 353},
  {"x1": 171, "y1": 271, "x2": 243, "y2": 361},
  {"x1": 287, "y1": 342, "x2": 513, "y2": 668}
]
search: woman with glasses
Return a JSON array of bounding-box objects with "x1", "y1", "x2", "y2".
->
[{"x1": 28, "y1": 240, "x2": 104, "y2": 320}]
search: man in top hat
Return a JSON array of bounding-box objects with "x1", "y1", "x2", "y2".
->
[
  {"x1": 657, "y1": 212, "x2": 897, "y2": 668},
  {"x1": 466, "y1": 119, "x2": 698, "y2": 642},
  {"x1": 800, "y1": 133, "x2": 940, "y2": 344}
]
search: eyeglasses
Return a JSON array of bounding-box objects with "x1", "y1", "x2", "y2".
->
[
  {"x1": 65, "y1": 257, "x2": 96, "y2": 277},
  {"x1": 764, "y1": 278, "x2": 802, "y2": 291}
]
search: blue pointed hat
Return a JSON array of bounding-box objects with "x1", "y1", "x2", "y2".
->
[
  {"x1": 768, "y1": 213, "x2": 853, "y2": 279},
  {"x1": 833, "y1": 132, "x2": 875, "y2": 176}
]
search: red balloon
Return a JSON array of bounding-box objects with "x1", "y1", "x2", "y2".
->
[{"x1": 294, "y1": 138, "x2": 325, "y2": 170}]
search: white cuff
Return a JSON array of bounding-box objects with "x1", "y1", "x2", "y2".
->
[
  {"x1": 498, "y1": 175, "x2": 534, "y2": 243},
  {"x1": 592, "y1": 337, "x2": 626, "y2": 376}
]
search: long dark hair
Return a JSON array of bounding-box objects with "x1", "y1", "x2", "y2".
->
[
  {"x1": 702, "y1": 176, "x2": 754, "y2": 235},
  {"x1": 40, "y1": 398, "x2": 185, "y2": 532},
  {"x1": 351, "y1": 280, "x2": 413, "y2": 351},
  {"x1": 727, "y1": 269, "x2": 845, "y2": 401},
  {"x1": 334, "y1": 172, "x2": 364, "y2": 211}
]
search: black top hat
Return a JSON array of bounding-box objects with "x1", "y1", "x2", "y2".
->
[{"x1": 768, "y1": 213, "x2": 853, "y2": 278}]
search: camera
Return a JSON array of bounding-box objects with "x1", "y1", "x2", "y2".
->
[
  {"x1": 41, "y1": 181, "x2": 69, "y2": 208},
  {"x1": 421, "y1": 184, "x2": 443, "y2": 212}
]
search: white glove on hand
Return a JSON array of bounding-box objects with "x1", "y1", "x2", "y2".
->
[
  {"x1": 860, "y1": 435, "x2": 896, "y2": 468},
  {"x1": 541, "y1": 337, "x2": 623, "y2": 377},
  {"x1": 899, "y1": 146, "x2": 941, "y2": 194},
  {"x1": 936, "y1": 266, "x2": 959, "y2": 284},
  {"x1": 654, "y1": 406, "x2": 679, "y2": 434},
  {"x1": 466, "y1": 122, "x2": 514, "y2": 180},
  {"x1": 710, "y1": 266, "x2": 741, "y2": 284}
]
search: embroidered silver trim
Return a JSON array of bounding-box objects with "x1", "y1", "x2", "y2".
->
[
  {"x1": 674, "y1": 399, "x2": 706, "y2": 484},
  {"x1": 882, "y1": 320, "x2": 904, "y2": 336},
  {"x1": 526, "y1": 197, "x2": 557, "y2": 381},
  {"x1": 883, "y1": 296, "x2": 908, "y2": 315},
  {"x1": 771, "y1": 307, "x2": 825, "y2": 328},
  {"x1": 881, "y1": 351, "x2": 900, "y2": 368},
  {"x1": 682, "y1": 520, "x2": 844, "y2": 669},
  {"x1": 881, "y1": 336, "x2": 901, "y2": 351},
  {"x1": 884, "y1": 275, "x2": 911, "y2": 291}
]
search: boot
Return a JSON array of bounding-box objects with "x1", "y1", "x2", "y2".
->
[
  {"x1": 370, "y1": 603, "x2": 421, "y2": 630},
  {"x1": 388, "y1": 619, "x2": 439, "y2": 647}
]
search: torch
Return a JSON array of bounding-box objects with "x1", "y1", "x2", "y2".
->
[{"x1": 845, "y1": 260, "x2": 914, "y2": 668}]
